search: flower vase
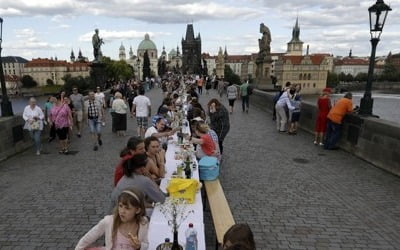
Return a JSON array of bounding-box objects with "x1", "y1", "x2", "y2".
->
[{"x1": 171, "y1": 229, "x2": 183, "y2": 250}]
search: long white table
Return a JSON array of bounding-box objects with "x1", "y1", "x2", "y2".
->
[{"x1": 148, "y1": 132, "x2": 206, "y2": 249}]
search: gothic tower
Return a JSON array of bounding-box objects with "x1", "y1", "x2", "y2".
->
[
  {"x1": 182, "y1": 24, "x2": 202, "y2": 74},
  {"x1": 119, "y1": 43, "x2": 126, "y2": 61},
  {"x1": 70, "y1": 49, "x2": 75, "y2": 62},
  {"x1": 286, "y1": 18, "x2": 303, "y2": 56}
]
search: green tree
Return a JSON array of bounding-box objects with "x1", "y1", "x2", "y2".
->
[
  {"x1": 354, "y1": 72, "x2": 368, "y2": 82},
  {"x1": 326, "y1": 71, "x2": 339, "y2": 88},
  {"x1": 21, "y1": 75, "x2": 38, "y2": 88},
  {"x1": 143, "y1": 50, "x2": 151, "y2": 81},
  {"x1": 224, "y1": 65, "x2": 241, "y2": 85},
  {"x1": 102, "y1": 56, "x2": 134, "y2": 81},
  {"x1": 381, "y1": 62, "x2": 400, "y2": 81},
  {"x1": 62, "y1": 74, "x2": 95, "y2": 95}
]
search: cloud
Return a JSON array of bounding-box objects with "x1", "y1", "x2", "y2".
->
[
  {"x1": 78, "y1": 30, "x2": 172, "y2": 43},
  {"x1": 0, "y1": 0, "x2": 262, "y2": 23}
]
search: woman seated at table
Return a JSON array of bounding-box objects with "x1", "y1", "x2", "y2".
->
[
  {"x1": 111, "y1": 153, "x2": 166, "y2": 214},
  {"x1": 144, "y1": 136, "x2": 166, "y2": 180},
  {"x1": 114, "y1": 136, "x2": 146, "y2": 187},
  {"x1": 189, "y1": 122, "x2": 218, "y2": 159}
]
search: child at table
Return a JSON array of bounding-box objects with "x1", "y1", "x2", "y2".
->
[{"x1": 75, "y1": 188, "x2": 149, "y2": 250}]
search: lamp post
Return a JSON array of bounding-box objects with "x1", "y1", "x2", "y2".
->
[
  {"x1": 136, "y1": 58, "x2": 140, "y2": 82},
  {"x1": 0, "y1": 17, "x2": 14, "y2": 117},
  {"x1": 359, "y1": 0, "x2": 392, "y2": 116}
]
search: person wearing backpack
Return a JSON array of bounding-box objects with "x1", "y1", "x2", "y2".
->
[
  {"x1": 240, "y1": 80, "x2": 250, "y2": 113},
  {"x1": 273, "y1": 81, "x2": 291, "y2": 120}
]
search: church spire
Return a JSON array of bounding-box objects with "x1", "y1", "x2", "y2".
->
[
  {"x1": 291, "y1": 17, "x2": 301, "y2": 42},
  {"x1": 185, "y1": 24, "x2": 195, "y2": 41},
  {"x1": 70, "y1": 49, "x2": 75, "y2": 62}
]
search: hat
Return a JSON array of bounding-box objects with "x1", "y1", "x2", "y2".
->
[
  {"x1": 322, "y1": 87, "x2": 332, "y2": 93},
  {"x1": 192, "y1": 117, "x2": 204, "y2": 122}
]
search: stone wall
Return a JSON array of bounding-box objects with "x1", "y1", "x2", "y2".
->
[
  {"x1": 251, "y1": 89, "x2": 400, "y2": 176},
  {"x1": 0, "y1": 116, "x2": 35, "y2": 161}
]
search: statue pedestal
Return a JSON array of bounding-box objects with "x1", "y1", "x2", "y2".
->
[
  {"x1": 255, "y1": 57, "x2": 274, "y2": 91},
  {"x1": 90, "y1": 62, "x2": 107, "y2": 87}
]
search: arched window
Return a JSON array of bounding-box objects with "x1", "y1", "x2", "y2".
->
[
  {"x1": 308, "y1": 74, "x2": 311, "y2": 80},
  {"x1": 303, "y1": 83, "x2": 306, "y2": 88},
  {"x1": 313, "y1": 83, "x2": 316, "y2": 88},
  {"x1": 299, "y1": 74, "x2": 302, "y2": 80},
  {"x1": 304, "y1": 73, "x2": 307, "y2": 80},
  {"x1": 307, "y1": 83, "x2": 310, "y2": 88}
]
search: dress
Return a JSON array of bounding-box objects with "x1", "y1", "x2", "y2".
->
[{"x1": 315, "y1": 97, "x2": 331, "y2": 133}]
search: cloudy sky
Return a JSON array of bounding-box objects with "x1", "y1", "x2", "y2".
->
[{"x1": 1, "y1": 0, "x2": 399, "y2": 61}]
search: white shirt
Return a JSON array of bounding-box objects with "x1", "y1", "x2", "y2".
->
[
  {"x1": 133, "y1": 95, "x2": 151, "y2": 117},
  {"x1": 111, "y1": 98, "x2": 128, "y2": 114},
  {"x1": 144, "y1": 126, "x2": 158, "y2": 138},
  {"x1": 94, "y1": 92, "x2": 105, "y2": 105},
  {"x1": 22, "y1": 105, "x2": 45, "y2": 130}
]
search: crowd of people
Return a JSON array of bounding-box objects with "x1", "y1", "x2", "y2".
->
[
  {"x1": 273, "y1": 81, "x2": 357, "y2": 149},
  {"x1": 22, "y1": 73, "x2": 256, "y2": 249}
]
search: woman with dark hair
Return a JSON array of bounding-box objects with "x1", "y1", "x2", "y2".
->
[
  {"x1": 111, "y1": 154, "x2": 166, "y2": 211},
  {"x1": 207, "y1": 98, "x2": 230, "y2": 154},
  {"x1": 114, "y1": 137, "x2": 146, "y2": 186},
  {"x1": 49, "y1": 94, "x2": 72, "y2": 154}
]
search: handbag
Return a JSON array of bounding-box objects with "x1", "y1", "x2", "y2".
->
[
  {"x1": 30, "y1": 120, "x2": 40, "y2": 130},
  {"x1": 198, "y1": 156, "x2": 219, "y2": 181}
]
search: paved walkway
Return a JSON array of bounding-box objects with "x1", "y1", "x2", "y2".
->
[{"x1": 0, "y1": 88, "x2": 400, "y2": 249}]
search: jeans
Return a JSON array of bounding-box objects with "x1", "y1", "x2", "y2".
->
[
  {"x1": 242, "y1": 95, "x2": 249, "y2": 111},
  {"x1": 324, "y1": 119, "x2": 341, "y2": 149},
  {"x1": 88, "y1": 118, "x2": 102, "y2": 134},
  {"x1": 29, "y1": 130, "x2": 41, "y2": 152}
]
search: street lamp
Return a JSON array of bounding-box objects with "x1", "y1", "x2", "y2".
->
[
  {"x1": 359, "y1": 0, "x2": 392, "y2": 116},
  {"x1": 0, "y1": 17, "x2": 14, "y2": 117},
  {"x1": 136, "y1": 57, "x2": 141, "y2": 82}
]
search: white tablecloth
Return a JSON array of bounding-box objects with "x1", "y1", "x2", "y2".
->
[{"x1": 148, "y1": 133, "x2": 206, "y2": 249}]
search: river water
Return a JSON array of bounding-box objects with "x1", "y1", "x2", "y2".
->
[
  {"x1": 302, "y1": 91, "x2": 400, "y2": 125},
  {"x1": 1, "y1": 91, "x2": 400, "y2": 125}
]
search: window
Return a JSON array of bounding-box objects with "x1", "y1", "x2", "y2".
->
[
  {"x1": 307, "y1": 83, "x2": 310, "y2": 88},
  {"x1": 308, "y1": 73, "x2": 311, "y2": 80},
  {"x1": 303, "y1": 83, "x2": 305, "y2": 88},
  {"x1": 303, "y1": 73, "x2": 307, "y2": 80},
  {"x1": 299, "y1": 74, "x2": 302, "y2": 80},
  {"x1": 313, "y1": 83, "x2": 316, "y2": 88}
]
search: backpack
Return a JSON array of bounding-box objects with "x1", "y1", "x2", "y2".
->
[{"x1": 247, "y1": 84, "x2": 254, "y2": 96}]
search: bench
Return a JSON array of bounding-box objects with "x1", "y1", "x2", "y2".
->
[{"x1": 204, "y1": 179, "x2": 235, "y2": 249}]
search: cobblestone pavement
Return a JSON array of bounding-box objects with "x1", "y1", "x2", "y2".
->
[{"x1": 0, "y1": 88, "x2": 400, "y2": 250}]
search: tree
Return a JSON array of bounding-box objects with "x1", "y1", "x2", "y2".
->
[
  {"x1": 103, "y1": 56, "x2": 134, "y2": 81},
  {"x1": 143, "y1": 50, "x2": 151, "y2": 81},
  {"x1": 327, "y1": 72, "x2": 339, "y2": 88},
  {"x1": 224, "y1": 65, "x2": 241, "y2": 85},
  {"x1": 62, "y1": 74, "x2": 95, "y2": 95},
  {"x1": 381, "y1": 62, "x2": 400, "y2": 81},
  {"x1": 21, "y1": 75, "x2": 38, "y2": 88},
  {"x1": 354, "y1": 72, "x2": 368, "y2": 82}
]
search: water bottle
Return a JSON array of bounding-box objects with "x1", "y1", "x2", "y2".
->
[{"x1": 185, "y1": 223, "x2": 198, "y2": 250}]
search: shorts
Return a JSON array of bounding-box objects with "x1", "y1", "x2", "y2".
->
[
  {"x1": 88, "y1": 118, "x2": 102, "y2": 134},
  {"x1": 291, "y1": 112, "x2": 301, "y2": 122},
  {"x1": 73, "y1": 110, "x2": 83, "y2": 122},
  {"x1": 228, "y1": 99, "x2": 236, "y2": 107},
  {"x1": 136, "y1": 117, "x2": 148, "y2": 128},
  {"x1": 56, "y1": 127, "x2": 69, "y2": 140}
]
